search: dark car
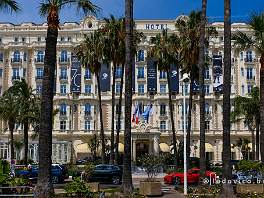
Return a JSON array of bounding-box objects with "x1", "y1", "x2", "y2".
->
[{"x1": 16, "y1": 164, "x2": 66, "y2": 184}]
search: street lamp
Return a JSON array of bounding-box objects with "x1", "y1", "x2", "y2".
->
[{"x1": 180, "y1": 73, "x2": 190, "y2": 196}]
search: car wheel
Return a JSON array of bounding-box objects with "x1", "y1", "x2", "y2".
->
[
  {"x1": 112, "y1": 176, "x2": 120, "y2": 185},
  {"x1": 52, "y1": 176, "x2": 59, "y2": 184},
  {"x1": 173, "y1": 177, "x2": 181, "y2": 185}
]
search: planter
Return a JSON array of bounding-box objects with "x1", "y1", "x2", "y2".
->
[
  {"x1": 139, "y1": 181, "x2": 162, "y2": 196},
  {"x1": 236, "y1": 184, "x2": 264, "y2": 194},
  {"x1": 86, "y1": 182, "x2": 99, "y2": 193}
]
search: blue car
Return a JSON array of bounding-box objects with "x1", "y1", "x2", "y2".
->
[{"x1": 16, "y1": 164, "x2": 66, "y2": 184}]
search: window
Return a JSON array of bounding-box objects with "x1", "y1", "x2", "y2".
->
[
  {"x1": 0, "y1": 143, "x2": 8, "y2": 159},
  {"x1": 160, "y1": 121, "x2": 166, "y2": 130},
  {"x1": 60, "y1": 84, "x2": 67, "y2": 94},
  {"x1": 115, "y1": 66, "x2": 122, "y2": 78},
  {"x1": 137, "y1": 50, "x2": 144, "y2": 61},
  {"x1": 242, "y1": 85, "x2": 245, "y2": 95},
  {"x1": 0, "y1": 86, "x2": 2, "y2": 95},
  {"x1": 160, "y1": 84, "x2": 166, "y2": 93},
  {"x1": 14, "y1": 37, "x2": 18, "y2": 42},
  {"x1": 60, "y1": 68, "x2": 67, "y2": 79},
  {"x1": 13, "y1": 51, "x2": 20, "y2": 62},
  {"x1": 116, "y1": 83, "x2": 121, "y2": 94},
  {"x1": 245, "y1": 50, "x2": 253, "y2": 62},
  {"x1": 205, "y1": 69, "x2": 210, "y2": 80},
  {"x1": 160, "y1": 104, "x2": 166, "y2": 116},
  {"x1": 0, "y1": 53, "x2": 3, "y2": 62},
  {"x1": 36, "y1": 51, "x2": 44, "y2": 62},
  {"x1": 137, "y1": 67, "x2": 144, "y2": 78},
  {"x1": 36, "y1": 68, "x2": 44, "y2": 79},
  {"x1": 160, "y1": 71, "x2": 167, "y2": 79},
  {"x1": 84, "y1": 120, "x2": 91, "y2": 131},
  {"x1": 60, "y1": 50, "x2": 68, "y2": 62},
  {"x1": 60, "y1": 104, "x2": 67, "y2": 115},
  {"x1": 240, "y1": 52, "x2": 243, "y2": 61},
  {"x1": 0, "y1": 38, "x2": 2, "y2": 43},
  {"x1": 183, "y1": 84, "x2": 189, "y2": 95},
  {"x1": 36, "y1": 84, "x2": 42, "y2": 94},
  {"x1": 205, "y1": 85, "x2": 210, "y2": 95},
  {"x1": 84, "y1": 103, "x2": 91, "y2": 115},
  {"x1": 37, "y1": 37, "x2": 41, "y2": 42},
  {"x1": 0, "y1": 69, "x2": 2, "y2": 78},
  {"x1": 12, "y1": 68, "x2": 20, "y2": 79},
  {"x1": 23, "y1": 68, "x2": 26, "y2": 77},
  {"x1": 205, "y1": 103, "x2": 210, "y2": 115},
  {"x1": 248, "y1": 85, "x2": 253, "y2": 94},
  {"x1": 138, "y1": 84, "x2": 144, "y2": 94},
  {"x1": 241, "y1": 68, "x2": 244, "y2": 77},
  {"x1": 246, "y1": 68, "x2": 253, "y2": 80},
  {"x1": 205, "y1": 121, "x2": 210, "y2": 130},
  {"x1": 85, "y1": 84, "x2": 91, "y2": 94},
  {"x1": 60, "y1": 121, "x2": 66, "y2": 131},
  {"x1": 60, "y1": 37, "x2": 65, "y2": 42},
  {"x1": 68, "y1": 37, "x2": 72, "y2": 42},
  {"x1": 84, "y1": 69, "x2": 91, "y2": 79},
  {"x1": 22, "y1": 37, "x2": 26, "y2": 42},
  {"x1": 23, "y1": 52, "x2": 27, "y2": 61}
]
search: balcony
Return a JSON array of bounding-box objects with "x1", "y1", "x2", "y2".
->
[
  {"x1": 59, "y1": 76, "x2": 68, "y2": 82},
  {"x1": 12, "y1": 76, "x2": 21, "y2": 81},
  {"x1": 34, "y1": 58, "x2": 44, "y2": 64},
  {"x1": 59, "y1": 57, "x2": 70, "y2": 63},
  {"x1": 35, "y1": 76, "x2": 43, "y2": 81},
  {"x1": 84, "y1": 75, "x2": 92, "y2": 81},
  {"x1": 244, "y1": 58, "x2": 254, "y2": 64},
  {"x1": 84, "y1": 112, "x2": 92, "y2": 120},
  {"x1": 246, "y1": 76, "x2": 255, "y2": 83},
  {"x1": 11, "y1": 58, "x2": 22, "y2": 65}
]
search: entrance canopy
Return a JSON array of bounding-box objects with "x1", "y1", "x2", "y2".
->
[{"x1": 159, "y1": 143, "x2": 170, "y2": 153}]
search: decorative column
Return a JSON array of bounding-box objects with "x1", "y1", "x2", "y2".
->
[{"x1": 153, "y1": 135, "x2": 159, "y2": 156}]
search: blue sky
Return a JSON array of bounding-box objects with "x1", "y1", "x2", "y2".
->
[{"x1": 0, "y1": 0, "x2": 263, "y2": 24}]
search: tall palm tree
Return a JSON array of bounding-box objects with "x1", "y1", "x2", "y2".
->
[
  {"x1": 35, "y1": 1, "x2": 98, "y2": 197},
  {"x1": 122, "y1": 0, "x2": 134, "y2": 195},
  {"x1": 231, "y1": 87, "x2": 260, "y2": 160},
  {"x1": 0, "y1": 0, "x2": 20, "y2": 13},
  {"x1": 0, "y1": 90, "x2": 20, "y2": 165},
  {"x1": 148, "y1": 30, "x2": 181, "y2": 166},
  {"x1": 232, "y1": 13, "x2": 264, "y2": 162},
  {"x1": 103, "y1": 15, "x2": 125, "y2": 164},
  {"x1": 76, "y1": 31, "x2": 106, "y2": 164},
  {"x1": 198, "y1": 0, "x2": 207, "y2": 177},
  {"x1": 220, "y1": 0, "x2": 234, "y2": 196},
  {"x1": 9, "y1": 78, "x2": 39, "y2": 165}
]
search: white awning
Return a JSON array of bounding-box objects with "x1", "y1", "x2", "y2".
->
[
  {"x1": 159, "y1": 143, "x2": 170, "y2": 153},
  {"x1": 118, "y1": 143, "x2": 124, "y2": 153},
  {"x1": 75, "y1": 143, "x2": 91, "y2": 153},
  {"x1": 205, "y1": 143, "x2": 213, "y2": 152}
]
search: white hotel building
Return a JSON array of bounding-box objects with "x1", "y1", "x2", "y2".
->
[{"x1": 0, "y1": 16, "x2": 259, "y2": 164}]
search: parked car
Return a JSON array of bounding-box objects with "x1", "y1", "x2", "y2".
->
[
  {"x1": 16, "y1": 164, "x2": 66, "y2": 184},
  {"x1": 232, "y1": 170, "x2": 263, "y2": 184},
  {"x1": 75, "y1": 164, "x2": 122, "y2": 185},
  {"x1": 164, "y1": 167, "x2": 216, "y2": 185}
]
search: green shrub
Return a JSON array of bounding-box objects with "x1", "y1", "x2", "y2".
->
[
  {"x1": 236, "y1": 160, "x2": 263, "y2": 172},
  {"x1": 64, "y1": 177, "x2": 95, "y2": 198}
]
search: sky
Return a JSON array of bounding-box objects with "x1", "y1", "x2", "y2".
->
[{"x1": 0, "y1": 0, "x2": 263, "y2": 24}]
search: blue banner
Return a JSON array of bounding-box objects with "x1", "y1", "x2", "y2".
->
[
  {"x1": 212, "y1": 55, "x2": 223, "y2": 93},
  {"x1": 170, "y1": 64, "x2": 179, "y2": 93},
  {"x1": 147, "y1": 59, "x2": 157, "y2": 93},
  {"x1": 71, "y1": 55, "x2": 81, "y2": 93},
  {"x1": 100, "y1": 63, "x2": 111, "y2": 92}
]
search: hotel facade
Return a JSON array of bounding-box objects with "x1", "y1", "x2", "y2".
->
[{"x1": 0, "y1": 16, "x2": 259, "y2": 164}]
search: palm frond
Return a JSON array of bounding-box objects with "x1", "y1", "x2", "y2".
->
[
  {"x1": 0, "y1": 0, "x2": 21, "y2": 13},
  {"x1": 60, "y1": 0, "x2": 100, "y2": 16},
  {"x1": 232, "y1": 31, "x2": 255, "y2": 51}
]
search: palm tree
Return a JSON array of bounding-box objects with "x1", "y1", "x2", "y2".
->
[
  {"x1": 0, "y1": 90, "x2": 20, "y2": 165},
  {"x1": 76, "y1": 31, "x2": 106, "y2": 164},
  {"x1": 232, "y1": 13, "x2": 264, "y2": 162},
  {"x1": 35, "y1": 1, "x2": 98, "y2": 197},
  {"x1": 9, "y1": 79, "x2": 39, "y2": 165},
  {"x1": 148, "y1": 30, "x2": 181, "y2": 166},
  {"x1": 103, "y1": 15, "x2": 125, "y2": 164},
  {"x1": 220, "y1": 0, "x2": 234, "y2": 197},
  {"x1": 198, "y1": 0, "x2": 207, "y2": 177},
  {"x1": 231, "y1": 87, "x2": 260, "y2": 160},
  {"x1": 0, "y1": 0, "x2": 20, "y2": 13},
  {"x1": 122, "y1": 0, "x2": 134, "y2": 195}
]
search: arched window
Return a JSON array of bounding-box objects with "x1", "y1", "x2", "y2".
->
[
  {"x1": 60, "y1": 50, "x2": 68, "y2": 62},
  {"x1": 13, "y1": 51, "x2": 20, "y2": 62},
  {"x1": 37, "y1": 51, "x2": 44, "y2": 62}
]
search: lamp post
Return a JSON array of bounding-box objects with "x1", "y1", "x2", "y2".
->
[{"x1": 180, "y1": 73, "x2": 189, "y2": 196}]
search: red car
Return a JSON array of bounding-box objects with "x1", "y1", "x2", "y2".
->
[{"x1": 164, "y1": 167, "x2": 216, "y2": 185}]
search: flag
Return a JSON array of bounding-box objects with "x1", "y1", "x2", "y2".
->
[
  {"x1": 142, "y1": 104, "x2": 153, "y2": 123},
  {"x1": 136, "y1": 103, "x2": 142, "y2": 124},
  {"x1": 132, "y1": 103, "x2": 138, "y2": 123}
]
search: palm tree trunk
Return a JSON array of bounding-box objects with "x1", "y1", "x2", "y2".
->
[
  {"x1": 35, "y1": 10, "x2": 58, "y2": 197},
  {"x1": 8, "y1": 121, "x2": 15, "y2": 162},
  {"x1": 115, "y1": 63, "x2": 125, "y2": 164},
  {"x1": 256, "y1": 121, "x2": 260, "y2": 160},
  {"x1": 220, "y1": 0, "x2": 234, "y2": 197},
  {"x1": 122, "y1": 0, "x2": 134, "y2": 195},
  {"x1": 23, "y1": 120, "x2": 29, "y2": 165},
  {"x1": 260, "y1": 54, "x2": 264, "y2": 162},
  {"x1": 166, "y1": 67, "x2": 177, "y2": 167},
  {"x1": 198, "y1": 0, "x2": 207, "y2": 177},
  {"x1": 249, "y1": 125, "x2": 255, "y2": 160},
  {"x1": 187, "y1": 75, "x2": 194, "y2": 170},
  {"x1": 110, "y1": 63, "x2": 117, "y2": 164},
  {"x1": 96, "y1": 73, "x2": 106, "y2": 164}
]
